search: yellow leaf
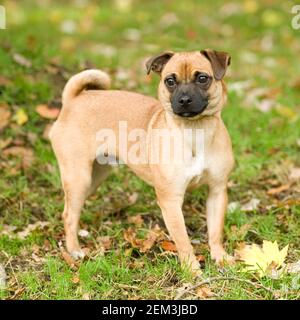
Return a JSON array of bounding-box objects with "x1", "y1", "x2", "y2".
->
[
  {"x1": 243, "y1": 0, "x2": 258, "y2": 14},
  {"x1": 236, "y1": 240, "x2": 289, "y2": 277},
  {"x1": 14, "y1": 108, "x2": 28, "y2": 125},
  {"x1": 262, "y1": 241, "x2": 289, "y2": 267},
  {"x1": 276, "y1": 105, "x2": 298, "y2": 121}
]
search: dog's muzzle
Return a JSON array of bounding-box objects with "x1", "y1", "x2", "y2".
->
[{"x1": 172, "y1": 94, "x2": 208, "y2": 118}]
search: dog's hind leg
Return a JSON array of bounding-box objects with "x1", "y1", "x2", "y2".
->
[{"x1": 59, "y1": 159, "x2": 94, "y2": 259}]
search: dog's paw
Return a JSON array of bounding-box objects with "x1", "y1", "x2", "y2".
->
[
  {"x1": 182, "y1": 257, "x2": 203, "y2": 278},
  {"x1": 70, "y1": 250, "x2": 85, "y2": 260},
  {"x1": 211, "y1": 247, "x2": 235, "y2": 266}
]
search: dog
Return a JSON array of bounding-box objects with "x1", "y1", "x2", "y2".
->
[{"x1": 50, "y1": 49, "x2": 234, "y2": 274}]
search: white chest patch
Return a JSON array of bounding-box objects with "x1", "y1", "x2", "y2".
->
[{"x1": 182, "y1": 128, "x2": 205, "y2": 182}]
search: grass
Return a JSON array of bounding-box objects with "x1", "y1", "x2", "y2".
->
[{"x1": 0, "y1": 0, "x2": 300, "y2": 299}]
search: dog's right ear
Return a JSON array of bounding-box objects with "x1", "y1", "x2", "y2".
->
[{"x1": 146, "y1": 51, "x2": 174, "y2": 75}]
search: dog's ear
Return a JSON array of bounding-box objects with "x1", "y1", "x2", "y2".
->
[
  {"x1": 146, "y1": 51, "x2": 174, "y2": 75},
  {"x1": 200, "y1": 49, "x2": 231, "y2": 80}
]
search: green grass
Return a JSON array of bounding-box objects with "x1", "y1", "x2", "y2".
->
[{"x1": 0, "y1": 0, "x2": 300, "y2": 300}]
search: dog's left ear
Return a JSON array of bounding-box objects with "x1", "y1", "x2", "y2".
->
[
  {"x1": 146, "y1": 51, "x2": 174, "y2": 75},
  {"x1": 200, "y1": 49, "x2": 231, "y2": 80}
]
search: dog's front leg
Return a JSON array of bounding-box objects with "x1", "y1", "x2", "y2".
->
[
  {"x1": 156, "y1": 192, "x2": 201, "y2": 275},
  {"x1": 206, "y1": 184, "x2": 232, "y2": 264}
]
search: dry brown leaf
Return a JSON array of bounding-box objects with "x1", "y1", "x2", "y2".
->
[
  {"x1": 241, "y1": 198, "x2": 260, "y2": 211},
  {"x1": 97, "y1": 236, "x2": 112, "y2": 250},
  {"x1": 127, "y1": 214, "x2": 143, "y2": 226},
  {"x1": 267, "y1": 184, "x2": 290, "y2": 195},
  {"x1": 60, "y1": 247, "x2": 78, "y2": 269},
  {"x1": 196, "y1": 255, "x2": 206, "y2": 262},
  {"x1": 71, "y1": 276, "x2": 80, "y2": 284},
  {"x1": 82, "y1": 293, "x2": 90, "y2": 300},
  {"x1": 17, "y1": 221, "x2": 49, "y2": 239},
  {"x1": 289, "y1": 167, "x2": 300, "y2": 182},
  {"x1": 13, "y1": 53, "x2": 32, "y2": 68},
  {"x1": 140, "y1": 225, "x2": 161, "y2": 253},
  {"x1": 0, "y1": 224, "x2": 17, "y2": 237},
  {"x1": 36, "y1": 104, "x2": 60, "y2": 119},
  {"x1": 124, "y1": 225, "x2": 161, "y2": 253},
  {"x1": 78, "y1": 229, "x2": 89, "y2": 238},
  {"x1": 0, "y1": 137, "x2": 13, "y2": 149},
  {"x1": 128, "y1": 259, "x2": 145, "y2": 269},
  {"x1": 287, "y1": 260, "x2": 300, "y2": 274},
  {"x1": 160, "y1": 240, "x2": 177, "y2": 252},
  {"x1": 0, "y1": 103, "x2": 11, "y2": 130},
  {"x1": 128, "y1": 192, "x2": 138, "y2": 204},
  {"x1": 196, "y1": 286, "x2": 214, "y2": 299},
  {"x1": 0, "y1": 75, "x2": 11, "y2": 86},
  {"x1": 3, "y1": 146, "x2": 35, "y2": 169}
]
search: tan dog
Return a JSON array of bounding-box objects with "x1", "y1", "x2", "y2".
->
[{"x1": 50, "y1": 50, "x2": 234, "y2": 274}]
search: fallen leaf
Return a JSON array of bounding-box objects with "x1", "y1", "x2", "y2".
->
[
  {"x1": 60, "y1": 246, "x2": 78, "y2": 269},
  {"x1": 3, "y1": 146, "x2": 34, "y2": 169},
  {"x1": 13, "y1": 53, "x2": 32, "y2": 68},
  {"x1": 267, "y1": 184, "x2": 290, "y2": 195},
  {"x1": 114, "y1": 0, "x2": 133, "y2": 12},
  {"x1": 0, "y1": 137, "x2": 13, "y2": 149},
  {"x1": 128, "y1": 259, "x2": 145, "y2": 269},
  {"x1": 78, "y1": 229, "x2": 89, "y2": 238},
  {"x1": 243, "y1": 0, "x2": 258, "y2": 13},
  {"x1": 128, "y1": 192, "x2": 138, "y2": 205},
  {"x1": 196, "y1": 286, "x2": 214, "y2": 299},
  {"x1": 36, "y1": 104, "x2": 60, "y2": 119},
  {"x1": 0, "y1": 103, "x2": 11, "y2": 130},
  {"x1": 82, "y1": 293, "x2": 90, "y2": 300},
  {"x1": 235, "y1": 240, "x2": 289, "y2": 277},
  {"x1": 140, "y1": 225, "x2": 161, "y2": 253},
  {"x1": 124, "y1": 225, "x2": 161, "y2": 253},
  {"x1": 0, "y1": 224, "x2": 17, "y2": 237},
  {"x1": 60, "y1": 20, "x2": 77, "y2": 34},
  {"x1": 71, "y1": 276, "x2": 80, "y2": 284},
  {"x1": 276, "y1": 105, "x2": 298, "y2": 121},
  {"x1": 160, "y1": 240, "x2": 177, "y2": 252},
  {"x1": 17, "y1": 221, "x2": 49, "y2": 239},
  {"x1": 0, "y1": 75, "x2": 11, "y2": 86},
  {"x1": 13, "y1": 108, "x2": 28, "y2": 125},
  {"x1": 127, "y1": 214, "x2": 143, "y2": 226},
  {"x1": 241, "y1": 198, "x2": 260, "y2": 211},
  {"x1": 123, "y1": 28, "x2": 141, "y2": 42},
  {"x1": 97, "y1": 236, "x2": 112, "y2": 250},
  {"x1": 196, "y1": 255, "x2": 206, "y2": 262},
  {"x1": 287, "y1": 260, "x2": 300, "y2": 274},
  {"x1": 289, "y1": 167, "x2": 300, "y2": 182}
]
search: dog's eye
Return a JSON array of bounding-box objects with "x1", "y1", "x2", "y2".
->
[
  {"x1": 165, "y1": 77, "x2": 176, "y2": 87},
  {"x1": 196, "y1": 74, "x2": 209, "y2": 84}
]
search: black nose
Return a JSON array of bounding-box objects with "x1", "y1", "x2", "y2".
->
[{"x1": 179, "y1": 95, "x2": 192, "y2": 106}]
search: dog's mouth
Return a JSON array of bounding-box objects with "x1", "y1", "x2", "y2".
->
[{"x1": 174, "y1": 111, "x2": 200, "y2": 118}]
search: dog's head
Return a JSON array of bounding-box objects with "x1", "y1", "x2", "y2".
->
[{"x1": 146, "y1": 50, "x2": 231, "y2": 119}]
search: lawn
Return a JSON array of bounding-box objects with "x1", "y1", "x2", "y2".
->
[{"x1": 0, "y1": 0, "x2": 299, "y2": 300}]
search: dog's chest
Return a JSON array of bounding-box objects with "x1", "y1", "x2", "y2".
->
[{"x1": 182, "y1": 129, "x2": 206, "y2": 184}]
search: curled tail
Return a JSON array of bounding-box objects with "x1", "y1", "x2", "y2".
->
[{"x1": 62, "y1": 69, "x2": 111, "y2": 104}]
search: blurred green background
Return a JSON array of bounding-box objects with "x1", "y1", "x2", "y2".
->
[{"x1": 0, "y1": 0, "x2": 299, "y2": 300}]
